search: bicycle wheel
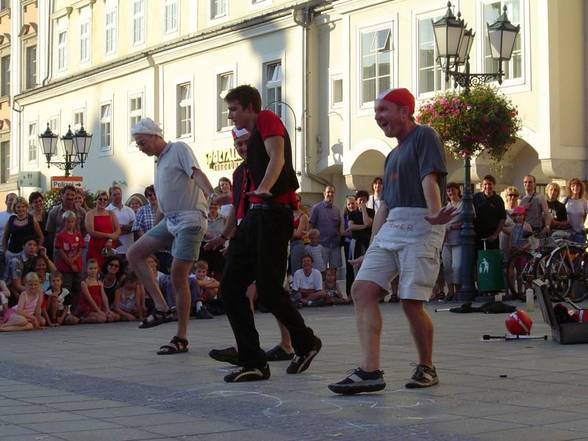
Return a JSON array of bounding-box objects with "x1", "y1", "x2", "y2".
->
[
  {"x1": 534, "y1": 254, "x2": 550, "y2": 280},
  {"x1": 506, "y1": 251, "x2": 533, "y2": 300},
  {"x1": 546, "y1": 247, "x2": 574, "y2": 300},
  {"x1": 573, "y1": 252, "x2": 588, "y2": 302}
]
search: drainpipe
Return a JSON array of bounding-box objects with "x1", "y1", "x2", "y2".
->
[
  {"x1": 41, "y1": 0, "x2": 54, "y2": 86},
  {"x1": 293, "y1": 4, "x2": 331, "y2": 188}
]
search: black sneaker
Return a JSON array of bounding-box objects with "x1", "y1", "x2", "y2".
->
[
  {"x1": 405, "y1": 364, "x2": 439, "y2": 389},
  {"x1": 328, "y1": 368, "x2": 386, "y2": 395},
  {"x1": 194, "y1": 306, "x2": 214, "y2": 319},
  {"x1": 265, "y1": 345, "x2": 295, "y2": 362},
  {"x1": 224, "y1": 365, "x2": 270, "y2": 383},
  {"x1": 208, "y1": 346, "x2": 242, "y2": 366},
  {"x1": 286, "y1": 337, "x2": 322, "y2": 374}
]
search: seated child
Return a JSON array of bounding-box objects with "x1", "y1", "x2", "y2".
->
[
  {"x1": 194, "y1": 260, "x2": 219, "y2": 301},
  {"x1": 45, "y1": 271, "x2": 79, "y2": 326},
  {"x1": 77, "y1": 258, "x2": 118, "y2": 323},
  {"x1": 324, "y1": 267, "x2": 350, "y2": 305},
  {"x1": 113, "y1": 271, "x2": 145, "y2": 321},
  {"x1": 304, "y1": 229, "x2": 326, "y2": 273},
  {"x1": 0, "y1": 272, "x2": 43, "y2": 332},
  {"x1": 291, "y1": 255, "x2": 328, "y2": 307}
]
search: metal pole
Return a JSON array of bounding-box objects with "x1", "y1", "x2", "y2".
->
[{"x1": 456, "y1": 155, "x2": 477, "y2": 300}]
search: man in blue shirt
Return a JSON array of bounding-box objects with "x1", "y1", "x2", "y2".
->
[{"x1": 329, "y1": 88, "x2": 455, "y2": 395}]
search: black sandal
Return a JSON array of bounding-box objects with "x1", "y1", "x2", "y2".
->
[
  {"x1": 139, "y1": 309, "x2": 173, "y2": 329},
  {"x1": 157, "y1": 336, "x2": 189, "y2": 355}
]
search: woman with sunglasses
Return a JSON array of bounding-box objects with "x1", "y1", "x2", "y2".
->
[
  {"x1": 101, "y1": 255, "x2": 125, "y2": 311},
  {"x1": 500, "y1": 186, "x2": 521, "y2": 259},
  {"x1": 85, "y1": 190, "x2": 121, "y2": 268}
]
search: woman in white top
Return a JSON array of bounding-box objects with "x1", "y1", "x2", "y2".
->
[
  {"x1": 366, "y1": 177, "x2": 383, "y2": 212},
  {"x1": 564, "y1": 178, "x2": 588, "y2": 244}
]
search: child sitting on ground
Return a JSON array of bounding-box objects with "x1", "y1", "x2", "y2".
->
[
  {"x1": 113, "y1": 271, "x2": 145, "y2": 321},
  {"x1": 194, "y1": 260, "x2": 219, "y2": 301},
  {"x1": 46, "y1": 271, "x2": 79, "y2": 326},
  {"x1": 304, "y1": 229, "x2": 326, "y2": 273},
  {"x1": 192, "y1": 260, "x2": 217, "y2": 319},
  {"x1": 0, "y1": 272, "x2": 43, "y2": 332},
  {"x1": 77, "y1": 258, "x2": 119, "y2": 323},
  {"x1": 324, "y1": 268, "x2": 350, "y2": 305},
  {"x1": 291, "y1": 255, "x2": 328, "y2": 307}
]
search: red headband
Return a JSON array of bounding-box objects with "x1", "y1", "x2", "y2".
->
[{"x1": 380, "y1": 88, "x2": 415, "y2": 115}]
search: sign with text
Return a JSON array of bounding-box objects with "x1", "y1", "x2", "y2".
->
[
  {"x1": 51, "y1": 176, "x2": 83, "y2": 190},
  {"x1": 205, "y1": 148, "x2": 242, "y2": 172}
]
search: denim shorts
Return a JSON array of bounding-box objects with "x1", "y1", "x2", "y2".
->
[{"x1": 146, "y1": 220, "x2": 204, "y2": 262}]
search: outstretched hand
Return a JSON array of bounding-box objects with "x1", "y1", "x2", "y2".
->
[
  {"x1": 245, "y1": 189, "x2": 272, "y2": 199},
  {"x1": 424, "y1": 205, "x2": 458, "y2": 225}
]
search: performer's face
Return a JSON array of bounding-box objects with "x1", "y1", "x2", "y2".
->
[
  {"x1": 227, "y1": 101, "x2": 255, "y2": 130},
  {"x1": 374, "y1": 100, "x2": 408, "y2": 139},
  {"x1": 134, "y1": 135, "x2": 159, "y2": 156}
]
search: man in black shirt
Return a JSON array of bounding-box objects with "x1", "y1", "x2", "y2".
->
[{"x1": 473, "y1": 175, "x2": 506, "y2": 250}]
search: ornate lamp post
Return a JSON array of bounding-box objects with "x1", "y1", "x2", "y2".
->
[
  {"x1": 39, "y1": 124, "x2": 93, "y2": 177},
  {"x1": 432, "y1": 1, "x2": 520, "y2": 301}
]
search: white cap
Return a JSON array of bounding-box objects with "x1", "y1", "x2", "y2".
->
[
  {"x1": 131, "y1": 117, "x2": 164, "y2": 138},
  {"x1": 232, "y1": 127, "x2": 249, "y2": 139}
]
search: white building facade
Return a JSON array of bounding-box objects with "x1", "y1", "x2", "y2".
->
[{"x1": 6, "y1": 0, "x2": 587, "y2": 205}]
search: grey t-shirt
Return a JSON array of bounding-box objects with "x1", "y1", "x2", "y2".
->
[
  {"x1": 382, "y1": 125, "x2": 447, "y2": 209},
  {"x1": 155, "y1": 141, "x2": 207, "y2": 216}
]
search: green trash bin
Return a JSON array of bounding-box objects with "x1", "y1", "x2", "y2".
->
[{"x1": 477, "y1": 249, "x2": 505, "y2": 292}]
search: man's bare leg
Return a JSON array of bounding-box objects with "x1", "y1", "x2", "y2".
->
[
  {"x1": 352, "y1": 280, "x2": 383, "y2": 372},
  {"x1": 401, "y1": 299, "x2": 433, "y2": 367},
  {"x1": 171, "y1": 258, "x2": 194, "y2": 340},
  {"x1": 127, "y1": 235, "x2": 169, "y2": 312}
]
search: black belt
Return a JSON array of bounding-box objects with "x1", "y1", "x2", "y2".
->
[{"x1": 249, "y1": 203, "x2": 291, "y2": 210}]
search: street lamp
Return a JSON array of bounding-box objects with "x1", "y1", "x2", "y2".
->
[
  {"x1": 432, "y1": 1, "x2": 520, "y2": 301},
  {"x1": 39, "y1": 123, "x2": 93, "y2": 177}
]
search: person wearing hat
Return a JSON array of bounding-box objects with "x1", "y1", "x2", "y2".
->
[
  {"x1": 329, "y1": 88, "x2": 455, "y2": 395},
  {"x1": 127, "y1": 117, "x2": 214, "y2": 355}
]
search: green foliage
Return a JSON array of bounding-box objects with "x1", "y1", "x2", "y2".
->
[{"x1": 416, "y1": 85, "x2": 522, "y2": 160}]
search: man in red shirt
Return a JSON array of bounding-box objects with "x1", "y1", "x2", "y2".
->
[{"x1": 217, "y1": 85, "x2": 321, "y2": 383}]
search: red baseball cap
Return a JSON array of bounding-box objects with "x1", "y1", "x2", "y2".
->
[{"x1": 379, "y1": 88, "x2": 415, "y2": 115}]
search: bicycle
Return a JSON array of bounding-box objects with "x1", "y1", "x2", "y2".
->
[
  {"x1": 506, "y1": 233, "x2": 553, "y2": 300},
  {"x1": 544, "y1": 236, "x2": 588, "y2": 303}
]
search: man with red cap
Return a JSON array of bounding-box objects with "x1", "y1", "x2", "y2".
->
[{"x1": 329, "y1": 88, "x2": 455, "y2": 394}]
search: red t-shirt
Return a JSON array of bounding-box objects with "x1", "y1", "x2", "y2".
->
[
  {"x1": 249, "y1": 111, "x2": 294, "y2": 205},
  {"x1": 54, "y1": 230, "x2": 84, "y2": 273}
]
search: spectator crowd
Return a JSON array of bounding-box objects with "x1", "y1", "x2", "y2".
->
[{"x1": 1, "y1": 171, "x2": 586, "y2": 332}]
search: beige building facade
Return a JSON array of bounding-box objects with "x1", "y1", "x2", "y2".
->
[{"x1": 5, "y1": 0, "x2": 587, "y2": 206}]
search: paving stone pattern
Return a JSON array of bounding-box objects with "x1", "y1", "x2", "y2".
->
[{"x1": 1, "y1": 303, "x2": 588, "y2": 440}]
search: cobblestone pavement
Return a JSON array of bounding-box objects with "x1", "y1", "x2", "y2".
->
[{"x1": 1, "y1": 302, "x2": 588, "y2": 441}]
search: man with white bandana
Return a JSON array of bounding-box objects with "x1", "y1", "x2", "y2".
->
[
  {"x1": 127, "y1": 117, "x2": 214, "y2": 355},
  {"x1": 329, "y1": 88, "x2": 455, "y2": 395}
]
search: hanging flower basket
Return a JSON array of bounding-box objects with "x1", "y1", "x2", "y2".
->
[{"x1": 416, "y1": 85, "x2": 522, "y2": 161}]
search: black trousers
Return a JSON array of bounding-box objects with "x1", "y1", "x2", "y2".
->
[{"x1": 221, "y1": 206, "x2": 316, "y2": 368}]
